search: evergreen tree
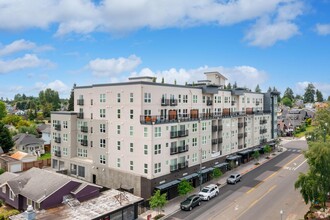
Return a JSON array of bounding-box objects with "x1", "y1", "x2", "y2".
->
[
  {"x1": 68, "y1": 85, "x2": 75, "y2": 111},
  {"x1": 255, "y1": 84, "x2": 261, "y2": 93},
  {"x1": 0, "y1": 101, "x2": 6, "y2": 120},
  {"x1": 227, "y1": 83, "x2": 232, "y2": 90},
  {"x1": 283, "y1": 87, "x2": 294, "y2": 101},
  {"x1": 295, "y1": 94, "x2": 303, "y2": 100},
  {"x1": 303, "y1": 83, "x2": 315, "y2": 103},
  {"x1": 267, "y1": 87, "x2": 272, "y2": 92},
  {"x1": 316, "y1": 89, "x2": 324, "y2": 102},
  {"x1": 0, "y1": 122, "x2": 14, "y2": 153},
  {"x1": 233, "y1": 81, "x2": 237, "y2": 89}
]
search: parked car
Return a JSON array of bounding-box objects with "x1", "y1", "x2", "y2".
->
[
  {"x1": 227, "y1": 173, "x2": 241, "y2": 184},
  {"x1": 198, "y1": 184, "x2": 219, "y2": 201},
  {"x1": 180, "y1": 194, "x2": 202, "y2": 211}
]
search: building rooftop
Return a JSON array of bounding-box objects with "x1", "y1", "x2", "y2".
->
[{"x1": 10, "y1": 189, "x2": 143, "y2": 220}]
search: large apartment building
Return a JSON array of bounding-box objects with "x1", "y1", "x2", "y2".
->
[{"x1": 51, "y1": 72, "x2": 279, "y2": 199}]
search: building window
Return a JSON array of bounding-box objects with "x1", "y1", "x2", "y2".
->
[
  {"x1": 100, "y1": 124, "x2": 106, "y2": 133},
  {"x1": 100, "y1": 155, "x2": 106, "y2": 164},
  {"x1": 83, "y1": 149, "x2": 87, "y2": 157},
  {"x1": 77, "y1": 148, "x2": 83, "y2": 157},
  {"x1": 100, "y1": 139, "x2": 106, "y2": 148},
  {"x1": 129, "y1": 93, "x2": 134, "y2": 103},
  {"x1": 130, "y1": 126, "x2": 134, "y2": 136},
  {"x1": 144, "y1": 93, "x2": 151, "y2": 103},
  {"x1": 144, "y1": 109, "x2": 151, "y2": 116},
  {"x1": 130, "y1": 143, "x2": 134, "y2": 152},
  {"x1": 192, "y1": 137, "x2": 197, "y2": 147},
  {"x1": 130, "y1": 161, "x2": 134, "y2": 171},
  {"x1": 63, "y1": 121, "x2": 68, "y2": 129},
  {"x1": 154, "y1": 144, "x2": 161, "y2": 155},
  {"x1": 117, "y1": 141, "x2": 121, "y2": 150},
  {"x1": 202, "y1": 150, "x2": 207, "y2": 160},
  {"x1": 117, "y1": 125, "x2": 121, "y2": 134},
  {"x1": 203, "y1": 96, "x2": 206, "y2": 103},
  {"x1": 91, "y1": 99, "x2": 93, "y2": 105},
  {"x1": 192, "y1": 95, "x2": 197, "y2": 103},
  {"x1": 9, "y1": 190, "x2": 14, "y2": 201},
  {"x1": 202, "y1": 136, "x2": 207, "y2": 145},
  {"x1": 154, "y1": 163, "x2": 161, "y2": 174},
  {"x1": 144, "y1": 145, "x2": 148, "y2": 155},
  {"x1": 70, "y1": 164, "x2": 77, "y2": 175},
  {"x1": 63, "y1": 147, "x2": 68, "y2": 156},
  {"x1": 100, "y1": 94, "x2": 106, "y2": 103},
  {"x1": 202, "y1": 122, "x2": 207, "y2": 131},
  {"x1": 2, "y1": 186, "x2": 6, "y2": 194},
  {"x1": 192, "y1": 153, "x2": 198, "y2": 162},
  {"x1": 117, "y1": 158, "x2": 121, "y2": 167},
  {"x1": 144, "y1": 164, "x2": 148, "y2": 174},
  {"x1": 117, "y1": 109, "x2": 121, "y2": 119},
  {"x1": 78, "y1": 165, "x2": 85, "y2": 178},
  {"x1": 144, "y1": 127, "x2": 148, "y2": 137},
  {"x1": 192, "y1": 123, "x2": 197, "y2": 132},
  {"x1": 63, "y1": 133, "x2": 68, "y2": 142},
  {"x1": 130, "y1": 109, "x2": 134, "y2": 119},
  {"x1": 100, "y1": 109, "x2": 106, "y2": 118},
  {"x1": 27, "y1": 198, "x2": 32, "y2": 206},
  {"x1": 183, "y1": 95, "x2": 188, "y2": 103},
  {"x1": 117, "y1": 93, "x2": 121, "y2": 103},
  {"x1": 154, "y1": 127, "x2": 161, "y2": 137}
]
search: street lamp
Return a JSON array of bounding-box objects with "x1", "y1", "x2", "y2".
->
[{"x1": 280, "y1": 210, "x2": 284, "y2": 220}]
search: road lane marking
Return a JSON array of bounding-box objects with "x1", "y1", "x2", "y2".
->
[
  {"x1": 293, "y1": 159, "x2": 307, "y2": 171},
  {"x1": 237, "y1": 185, "x2": 277, "y2": 219}
]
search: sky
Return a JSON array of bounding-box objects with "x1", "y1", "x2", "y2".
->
[{"x1": 1, "y1": 0, "x2": 330, "y2": 100}]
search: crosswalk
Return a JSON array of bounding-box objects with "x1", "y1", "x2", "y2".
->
[{"x1": 286, "y1": 149, "x2": 301, "y2": 153}]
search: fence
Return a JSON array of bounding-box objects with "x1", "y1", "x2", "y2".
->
[{"x1": 22, "y1": 159, "x2": 51, "y2": 171}]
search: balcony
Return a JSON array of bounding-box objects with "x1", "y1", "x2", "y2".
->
[
  {"x1": 170, "y1": 164, "x2": 179, "y2": 172},
  {"x1": 170, "y1": 145, "x2": 189, "y2": 155},
  {"x1": 212, "y1": 139, "x2": 218, "y2": 145},
  {"x1": 231, "y1": 101, "x2": 236, "y2": 106},
  {"x1": 77, "y1": 112, "x2": 84, "y2": 119},
  {"x1": 178, "y1": 161, "x2": 188, "y2": 169},
  {"x1": 161, "y1": 98, "x2": 170, "y2": 106},
  {"x1": 218, "y1": 137, "x2": 223, "y2": 144},
  {"x1": 260, "y1": 128, "x2": 267, "y2": 134},
  {"x1": 54, "y1": 124, "x2": 61, "y2": 131},
  {"x1": 170, "y1": 99, "x2": 178, "y2": 106},
  {"x1": 260, "y1": 119, "x2": 267, "y2": 125},
  {"x1": 238, "y1": 123, "x2": 244, "y2": 128},
  {"x1": 81, "y1": 139, "x2": 88, "y2": 146},
  {"x1": 256, "y1": 101, "x2": 260, "y2": 106},
  {"x1": 81, "y1": 126, "x2": 88, "y2": 133},
  {"x1": 238, "y1": 133, "x2": 244, "y2": 139},
  {"x1": 218, "y1": 125, "x2": 223, "y2": 131},
  {"x1": 260, "y1": 138, "x2": 267, "y2": 144},
  {"x1": 212, "y1": 126, "x2": 218, "y2": 132},
  {"x1": 207, "y1": 100, "x2": 213, "y2": 106},
  {"x1": 54, "y1": 150, "x2": 61, "y2": 157},
  {"x1": 170, "y1": 130, "x2": 189, "y2": 138},
  {"x1": 77, "y1": 99, "x2": 84, "y2": 106},
  {"x1": 54, "y1": 137, "x2": 61, "y2": 143}
]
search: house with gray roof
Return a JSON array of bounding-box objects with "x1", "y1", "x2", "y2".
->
[
  {"x1": 13, "y1": 133, "x2": 45, "y2": 156},
  {"x1": 0, "y1": 167, "x2": 102, "y2": 211},
  {"x1": 37, "y1": 124, "x2": 51, "y2": 146}
]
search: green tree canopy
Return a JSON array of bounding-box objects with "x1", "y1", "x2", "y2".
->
[
  {"x1": 0, "y1": 122, "x2": 14, "y2": 153},
  {"x1": 255, "y1": 84, "x2": 261, "y2": 93},
  {"x1": 252, "y1": 150, "x2": 260, "y2": 162},
  {"x1": 178, "y1": 179, "x2": 194, "y2": 197},
  {"x1": 316, "y1": 89, "x2": 324, "y2": 102},
  {"x1": 263, "y1": 145, "x2": 272, "y2": 158},
  {"x1": 2, "y1": 115, "x2": 22, "y2": 127},
  {"x1": 149, "y1": 190, "x2": 167, "y2": 215},
  {"x1": 303, "y1": 83, "x2": 315, "y2": 103},
  {"x1": 226, "y1": 83, "x2": 232, "y2": 90},
  {"x1": 211, "y1": 167, "x2": 223, "y2": 179},
  {"x1": 282, "y1": 97, "x2": 293, "y2": 107},
  {"x1": 283, "y1": 87, "x2": 294, "y2": 101},
  {"x1": 39, "y1": 88, "x2": 61, "y2": 116},
  {"x1": 0, "y1": 101, "x2": 6, "y2": 120}
]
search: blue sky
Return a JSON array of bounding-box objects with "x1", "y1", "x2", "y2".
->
[{"x1": 1, "y1": 0, "x2": 330, "y2": 100}]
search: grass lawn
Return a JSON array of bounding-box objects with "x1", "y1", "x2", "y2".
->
[
  {"x1": 38, "y1": 152, "x2": 51, "y2": 160},
  {"x1": 295, "y1": 126, "x2": 315, "y2": 138}
]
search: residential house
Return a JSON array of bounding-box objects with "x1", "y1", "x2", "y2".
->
[
  {"x1": 37, "y1": 124, "x2": 51, "y2": 153},
  {"x1": 0, "y1": 167, "x2": 102, "y2": 211},
  {"x1": 10, "y1": 151, "x2": 37, "y2": 163},
  {"x1": 0, "y1": 155, "x2": 22, "y2": 173},
  {"x1": 12, "y1": 134, "x2": 45, "y2": 156}
]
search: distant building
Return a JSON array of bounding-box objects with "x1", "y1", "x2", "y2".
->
[
  {"x1": 12, "y1": 134, "x2": 45, "y2": 156},
  {"x1": 37, "y1": 124, "x2": 51, "y2": 145},
  {"x1": 0, "y1": 155, "x2": 22, "y2": 173}
]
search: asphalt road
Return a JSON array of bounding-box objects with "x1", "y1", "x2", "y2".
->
[{"x1": 166, "y1": 139, "x2": 309, "y2": 220}]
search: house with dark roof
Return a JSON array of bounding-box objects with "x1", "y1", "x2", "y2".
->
[
  {"x1": 0, "y1": 167, "x2": 102, "y2": 211},
  {"x1": 12, "y1": 134, "x2": 45, "y2": 156},
  {"x1": 278, "y1": 108, "x2": 312, "y2": 136}
]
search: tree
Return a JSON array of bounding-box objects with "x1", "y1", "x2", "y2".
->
[
  {"x1": 252, "y1": 150, "x2": 260, "y2": 164},
  {"x1": 39, "y1": 88, "x2": 61, "y2": 112},
  {"x1": 2, "y1": 115, "x2": 22, "y2": 127},
  {"x1": 283, "y1": 87, "x2": 294, "y2": 101},
  {"x1": 295, "y1": 94, "x2": 303, "y2": 100},
  {"x1": 18, "y1": 126, "x2": 38, "y2": 136},
  {"x1": 327, "y1": 96, "x2": 330, "y2": 102},
  {"x1": 255, "y1": 84, "x2": 261, "y2": 93},
  {"x1": 0, "y1": 101, "x2": 6, "y2": 120},
  {"x1": 161, "y1": 77, "x2": 164, "y2": 84},
  {"x1": 227, "y1": 83, "x2": 232, "y2": 90},
  {"x1": 303, "y1": 83, "x2": 315, "y2": 103},
  {"x1": 0, "y1": 168, "x2": 4, "y2": 175},
  {"x1": 263, "y1": 144, "x2": 272, "y2": 158},
  {"x1": 316, "y1": 90, "x2": 323, "y2": 102},
  {"x1": 282, "y1": 97, "x2": 293, "y2": 107},
  {"x1": 211, "y1": 167, "x2": 223, "y2": 180},
  {"x1": 0, "y1": 122, "x2": 14, "y2": 153},
  {"x1": 233, "y1": 81, "x2": 237, "y2": 89},
  {"x1": 149, "y1": 190, "x2": 167, "y2": 215},
  {"x1": 178, "y1": 179, "x2": 194, "y2": 197},
  {"x1": 68, "y1": 85, "x2": 75, "y2": 111}
]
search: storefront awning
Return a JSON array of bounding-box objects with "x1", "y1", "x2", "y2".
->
[
  {"x1": 155, "y1": 180, "x2": 180, "y2": 190},
  {"x1": 178, "y1": 173, "x2": 199, "y2": 181},
  {"x1": 237, "y1": 149, "x2": 253, "y2": 155},
  {"x1": 200, "y1": 167, "x2": 214, "y2": 174},
  {"x1": 226, "y1": 155, "x2": 242, "y2": 161},
  {"x1": 214, "y1": 162, "x2": 228, "y2": 169}
]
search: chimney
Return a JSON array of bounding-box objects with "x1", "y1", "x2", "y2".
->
[{"x1": 24, "y1": 205, "x2": 36, "y2": 220}]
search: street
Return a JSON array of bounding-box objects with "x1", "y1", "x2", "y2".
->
[{"x1": 166, "y1": 139, "x2": 309, "y2": 220}]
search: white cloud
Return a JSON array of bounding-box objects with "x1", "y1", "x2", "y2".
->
[
  {"x1": 0, "y1": 54, "x2": 53, "y2": 74},
  {"x1": 130, "y1": 65, "x2": 268, "y2": 89},
  {"x1": 34, "y1": 80, "x2": 70, "y2": 94},
  {"x1": 296, "y1": 81, "x2": 330, "y2": 98},
  {"x1": 315, "y1": 23, "x2": 330, "y2": 36},
  {"x1": 0, "y1": 39, "x2": 53, "y2": 57},
  {"x1": 87, "y1": 55, "x2": 141, "y2": 77},
  {"x1": 0, "y1": 0, "x2": 304, "y2": 46}
]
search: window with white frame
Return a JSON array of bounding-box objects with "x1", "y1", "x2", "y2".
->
[
  {"x1": 144, "y1": 127, "x2": 148, "y2": 137},
  {"x1": 63, "y1": 133, "x2": 68, "y2": 142},
  {"x1": 192, "y1": 153, "x2": 198, "y2": 162},
  {"x1": 78, "y1": 166, "x2": 85, "y2": 178},
  {"x1": 100, "y1": 155, "x2": 106, "y2": 164},
  {"x1": 183, "y1": 95, "x2": 188, "y2": 103},
  {"x1": 192, "y1": 137, "x2": 197, "y2": 147},
  {"x1": 117, "y1": 141, "x2": 121, "y2": 150},
  {"x1": 100, "y1": 124, "x2": 106, "y2": 133},
  {"x1": 100, "y1": 109, "x2": 106, "y2": 118},
  {"x1": 144, "y1": 164, "x2": 148, "y2": 174},
  {"x1": 178, "y1": 95, "x2": 181, "y2": 103},
  {"x1": 130, "y1": 126, "x2": 134, "y2": 136},
  {"x1": 154, "y1": 144, "x2": 161, "y2": 155},
  {"x1": 144, "y1": 92, "x2": 151, "y2": 103},
  {"x1": 77, "y1": 148, "x2": 83, "y2": 157},
  {"x1": 63, "y1": 147, "x2": 68, "y2": 156},
  {"x1": 192, "y1": 123, "x2": 197, "y2": 132},
  {"x1": 225, "y1": 97, "x2": 229, "y2": 103},
  {"x1": 247, "y1": 97, "x2": 250, "y2": 103},
  {"x1": 154, "y1": 127, "x2": 161, "y2": 137},
  {"x1": 154, "y1": 163, "x2": 161, "y2": 174},
  {"x1": 144, "y1": 109, "x2": 151, "y2": 116},
  {"x1": 130, "y1": 143, "x2": 133, "y2": 152},
  {"x1": 202, "y1": 150, "x2": 207, "y2": 159},
  {"x1": 117, "y1": 93, "x2": 121, "y2": 103},
  {"x1": 130, "y1": 109, "x2": 134, "y2": 119},
  {"x1": 130, "y1": 93, "x2": 134, "y2": 102},
  {"x1": 130, "y1": 161, "x2": 134, "y2": 170},
  {"x1": 117, "y1": 158, "x2": 121, "y2": 167},
  {"x1": 202, "y1": 136, "x2": 207, "y2": 145},
  {"x1": 100, "y1": 139, "x2": 106, "y2": 148},
  {"x1": 63, "y1": 121, "x2": 68, "y2": 128},
  {"x1": 27, "y1": 198, "x2": 32, "y2": 206},
  {"x1": 9, "y1": 189, "x2": 14, "y2": 200},
  {"x1": 2, "y1": 186, "x2": 6, "y2": 194},
  {"x1": 202, "y1": 122, "x2": 207, "y2": 131},
  {"x1": 144, "y1": 145, "x2": 148, "y2": 155},
  {"x1": 117, "y1": 109, "x2": 121, "y2": 118},
  {"x1": 117, "y1": 125, "x2": 121, "y2": 134},
  {"x1": 193, "y1": 95, "x2": 197, "y2": 103},
  {"x1": 100, "y1": 94, "x2": 106, "y2": 103},
  {"x1": 83, "y1": 149, "x2": 87, "y2": 157}
]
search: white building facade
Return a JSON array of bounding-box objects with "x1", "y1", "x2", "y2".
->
[{"x1": 51, "y1": 72, "x2": 279, "y2": 199}]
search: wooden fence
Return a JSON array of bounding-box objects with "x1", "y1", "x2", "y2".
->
[{"x1": 22, "y1": 159, "x2": 51, "y2": 171}]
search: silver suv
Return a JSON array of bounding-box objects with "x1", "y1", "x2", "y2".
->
[
  {"x1": 227, "y1": 173, "x2": 241, "y2": 184},
  {"x1": 198, "y1": 184, "x2": 219, "y2": 201}
]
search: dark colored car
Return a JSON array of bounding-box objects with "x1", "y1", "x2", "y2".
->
[{"x1": 180, "y1": 194, "x2": 202, "y2": 211}]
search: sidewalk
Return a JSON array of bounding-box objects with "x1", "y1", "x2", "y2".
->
[{"x1": 138, "y1": 147, "x2": 287, "y2": 220}]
